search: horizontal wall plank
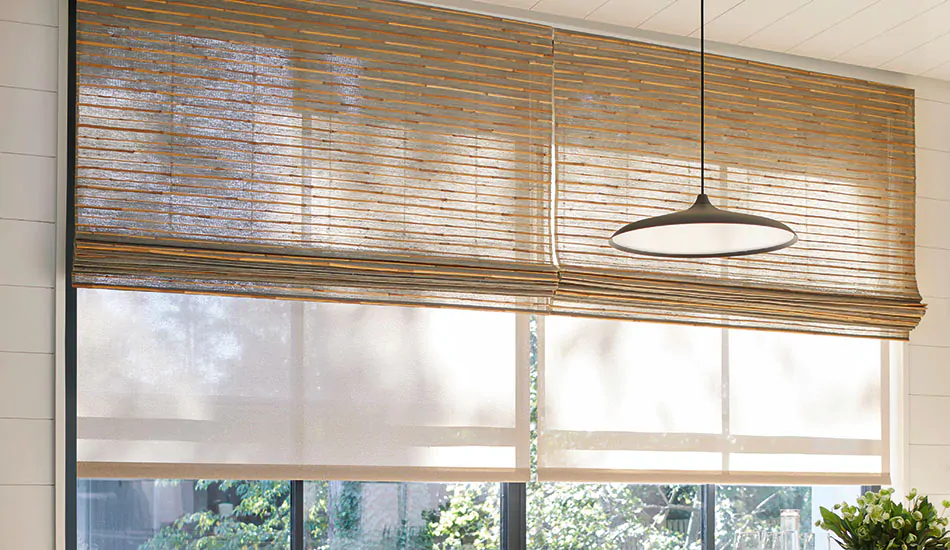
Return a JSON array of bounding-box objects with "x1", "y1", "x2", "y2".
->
[
  {"x1": 0, "y1": 219, "x2": 55, "y2": 288},
  {"x1": 0, "y1": 87, "x2": 56, "y2": 157},
  {"x1": 910, "y1": 345, "x2": 950, "y2": 396},
  {"x1": 917, "y1": 98, "x2": 950, "y2": 153},
  {"x1": 0, "y1": 286, "x2": 53, "y2": 353},
  {"x1": 917, "y1": 198, "x2": 950, "y2": 250},
  {"x1": 0, "y1": 419, "x2": 53, "y2": 484},
  {"x1": 911, "y1": 297, "x2": 950, "y2": 347},
  {"x1": 910, "y1": 395, "x2": 950, "y2": 445},
  {"x1": 909, "y1": 445, "x2": 950, "y2": 494},
  {"x1": 0, "y1": 153, "x2": 56, "y2": 222},
  {"x1": 0, "y1": 352, "x2": 53, "y2": 419},
  {"x1": 911, "y1": 75, "x2": 950, "y2": 105},
  {"x1": 917, "y1": 247, "x2": 950, "y2": 299},
  {"x1": 0, "y1": 0, "x2": 57, "y2": 27},
  {"x1": 917, "y1": 148, "x2": 950, "y2": 202},
  {"x1": 0, "y1": 21, "x2": 57, "y2": 91},
  {"x1": 0, "y1": 486, "x2": 53, "y2": 550}
]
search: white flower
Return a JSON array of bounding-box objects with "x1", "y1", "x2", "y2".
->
[{"x1": 868, "y1": 504, "x2": 885, "y2": 523}]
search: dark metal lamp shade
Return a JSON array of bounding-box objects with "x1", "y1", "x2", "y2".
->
[{"x1": 609, "y1": 194, "x2": 798, "y2": 258}]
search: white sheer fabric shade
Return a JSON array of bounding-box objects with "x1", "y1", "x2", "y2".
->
[
  {"x1": 77, "y1": 290, "x2": 529, "y2": 481},
  {"x1": 538, "y1": 316, "x2": 889, "y2": 484},
  {"x1": 78, "y1": 288, "x2": 888, "y2": 484}
]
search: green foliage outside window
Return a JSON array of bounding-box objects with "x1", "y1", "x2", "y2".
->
[{"x1": 141, "y1": 480, "x2": 291, "y2": 550}]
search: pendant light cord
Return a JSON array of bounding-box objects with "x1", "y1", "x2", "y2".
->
[{"x1": 700, "y1": 0, "x2": 705, "y2": 195}]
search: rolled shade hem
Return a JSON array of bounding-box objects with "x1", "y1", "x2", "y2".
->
[
  {"x1": 78, "y1": 462, "x2": 530, "y2": 483},
  {"x1": 554, "y1": 267, "x2": 925, "y2": 340},
  {"x1": 537, "y1": 469, "x2": 889, "y2": 486},
  {"x1": 71, "y1": 239, "x2": 925, "y2": 336},
  {"x1": 73, "y1": 239, "x2": 560, "y2": 291},
  {"x1": 73, "y1": 238, "x2": 560, "y2": 313}
]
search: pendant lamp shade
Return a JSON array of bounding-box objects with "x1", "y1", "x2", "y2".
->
[
  {"x1": 609, "y1": 194, "x2": 798, "y2": 258},
  {"x1": 609, "y1": 0, "x2": 797, "y2": 258}
]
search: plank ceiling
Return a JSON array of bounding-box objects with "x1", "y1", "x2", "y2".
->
[{"x1": 463, "y1": 0, "x2": 950, "y2": 81}]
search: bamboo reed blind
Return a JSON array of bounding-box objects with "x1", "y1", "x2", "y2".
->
[
  {"x1": 552, "y1": 31, "x2": 924, "y2": 339},
  {"x1": 74, "y1": 0, "x2": 555, "y2": 310},
  {"x1": 73, "y1": 0, "x2": 925, "y2": 339}
]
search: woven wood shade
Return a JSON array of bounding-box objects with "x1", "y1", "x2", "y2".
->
[
  {"x1": 552, "y1": 31, "x2": 924, "y2": 339},
  {"x1": 73, "y1": 0, "x2": 925, "y2": 339},
  {"x1": 74, "y1": 0, "x2": 555, "y2": 310}
]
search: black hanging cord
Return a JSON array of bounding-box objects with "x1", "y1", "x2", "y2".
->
[{"x1": 700, "y1": 0, "x2": 705, "y2": 195}]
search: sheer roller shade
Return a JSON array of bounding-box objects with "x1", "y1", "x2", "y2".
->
[
  {"x1": 552, "y1": 30, "x2": 923, "y2": 339},
  {"x1": 77, "y1": 289, "x2": 529, "y2": 481},
  {"x1": 74, "y1": 0, "x2": 555, "y2": 311},
  {"x1": 538, "y1": 315, "x2": 889, "y2": 484}
]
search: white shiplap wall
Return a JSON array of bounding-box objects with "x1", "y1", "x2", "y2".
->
[
  {"x1": 908, "y1": 80, "x2": 950, "y2": 504},
  {"x1": 0, "y1": 0, "x2": 59, "y2": 548}
]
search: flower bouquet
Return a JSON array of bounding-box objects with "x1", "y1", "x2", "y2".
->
[{"x1": 816, "y1": 488, "x2": 950, "y2": 549}]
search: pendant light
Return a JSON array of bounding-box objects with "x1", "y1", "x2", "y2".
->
[{"x1": 609, "y1": 0, "x2": 798, "y2": 258}]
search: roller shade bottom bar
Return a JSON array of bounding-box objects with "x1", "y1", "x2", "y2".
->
[{"x1": 78, "y1": 462, "x2": 530, "y2": 482}]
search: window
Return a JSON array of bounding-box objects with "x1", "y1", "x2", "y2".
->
[
  {"x1": 716, "y1": 485, "x2": 864, "y2": 549},
  {"x1": 78, "y1": 479, "x2": 500, "y2": 549},
  {"x1": 77, "y1": 479, "x2": 292, "y2": 549},
  {"x1": 527, "y1": 483, "x2": 702, "y2": 549},
  {"x1": 305, "y1": 482, "x2": 499, "y2": 549}
]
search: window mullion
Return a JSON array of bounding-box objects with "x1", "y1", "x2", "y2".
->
[
  {"x1": 501, "y1": 482, "x2": 527, "y2": 550},
  {"x1": 701, "y1": 484, "x2": 716, "y2": 550},
  {"x1": 291, "y1": 480, "x2": 305, "y2": 550}
]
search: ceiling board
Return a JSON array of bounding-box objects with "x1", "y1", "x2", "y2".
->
[
  {"x1": 457, "y1": 0, "x2": 950, "y2": 81},
  {"x1": 739, "y1": 0, "x2": 877, "y2": 53}
]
